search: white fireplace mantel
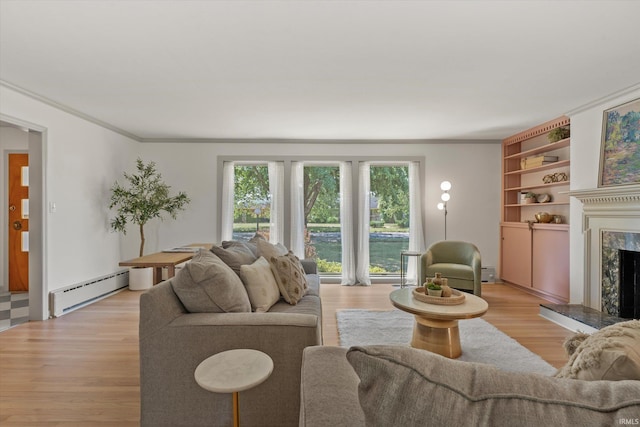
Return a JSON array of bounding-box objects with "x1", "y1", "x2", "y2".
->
[
  {"x1": 568, "y1": 184, "x2": 640, "y2": 312},
  {"x1": 568, "y1": 184, "x2": 640, "y2": 208}
]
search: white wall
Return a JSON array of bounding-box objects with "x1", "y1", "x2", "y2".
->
[
  {"x1": 141, "y1": 141, "x2": 502, "y2": 269},
  {"x1": 0, "y1": 86, "x2": 139, "y2": 299},
  {"x1": 0, "y1": 83, "x2": 502, "y2": 317},
  {"x1": 568, "y1": 86, "x2": 640, "y2": 304},
  {"x1": 0, "y1": 126, "x2": 29, "y2": 292}
]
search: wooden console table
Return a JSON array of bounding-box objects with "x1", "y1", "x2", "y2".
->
[{"x1": 119, "y1": 243, "x2": 211, "y2": 285}]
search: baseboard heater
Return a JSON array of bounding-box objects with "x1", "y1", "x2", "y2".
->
[{"x1": 49, "y1": 270, "x2": 129, "y2": 317}]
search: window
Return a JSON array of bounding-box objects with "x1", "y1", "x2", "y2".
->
[
  {"x1": 220, "y1": 157, "x2": 423, "y2": 284},
  {"x1": 303, "y1": 165, "x2": 341, "y2": 274},
  {"x1": 232, "y1": 164, "x2": 271, "y2": 241},
  {"x1": 368, "y1": 165, "x2": 409, "y2": 274}
]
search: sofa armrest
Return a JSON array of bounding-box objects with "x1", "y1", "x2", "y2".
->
[
  {"x1": 300, "y1": 346, "x2": 365, "y2": 427},
  {"x1": 140, "y1": 309, "x2": 322, "y2": 427},
  {"x1": 300, "y1": 259, "x2": 317, "y2": 275}
]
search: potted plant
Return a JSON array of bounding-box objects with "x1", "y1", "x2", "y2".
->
[
  {"x1": 547, "y1": 126, "x2": 570, "y2": 143},
  {"x1": 522, "y1": 192, "x2": 537, "y2": 204},
  {"x1": 109, "y1": 159, "x2": 190, "y2": 289},
  {"x1": 427, "y1": 282, "x2": 442, "y2": 297}
]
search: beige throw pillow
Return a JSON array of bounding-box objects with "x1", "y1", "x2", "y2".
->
[
  {"x1": 554, "y1": 319, "x2": 640, "y2": 380},
  {"x1": 239, "y1": 257, "x2": 281, "y2": 312},
  {"x1": 170, "y1": 250, "x2": 251, "y2": 313},
  {"x1": 270, "y1": 251, "x2": 308, "y2": 305}
]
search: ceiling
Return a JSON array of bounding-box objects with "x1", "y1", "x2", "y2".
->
[{"x1": 1, "y1": 0, "x2": 639, "y2": 141}]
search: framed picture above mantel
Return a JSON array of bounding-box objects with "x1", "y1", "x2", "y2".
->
[{"x1": 599, "y1": 97, "x2": 640, "y2": 187}]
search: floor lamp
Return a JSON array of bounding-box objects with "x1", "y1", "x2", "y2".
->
[{"x1": 437, "y1": 181, "x2": 451, "y2": 240}]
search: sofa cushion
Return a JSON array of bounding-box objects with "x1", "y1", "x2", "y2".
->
[
  {"x1": 346, "y1": 345, "x2": 640, "y2": 427},
  {"x1": 425, "y1": 263, "x2": 474, "y2": 281},
  {"x1": 211, "y1": 243, "x2": 257, "y2": 276},
  {"x1": 171, "y1": 249, "x2": 251, "y2": 313},
  {"x1": 554, "y1": 319, "x2": 640, "y2": 381},
  {"x1": 270, "y1": 251, "x2": 308, "y2": 305},
  {"x1": 239, "y1": 256, "x2": 281, "y2": 312},
  {"x1": 222, "y1": 240, "x2": 259, "y2": 257},
  {"x1": 256, "y1": 239, "x2": 288, "y2": 262}
]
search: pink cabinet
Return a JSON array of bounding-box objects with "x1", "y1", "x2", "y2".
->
[
  {"x1": 501, "y1": 223, "x2": 532, "y2": 288},
  {"x1": 500, "y1": 223, "x2": 569, "y2": 303},
  {"x1": 532, "y1": 225, "x2": 570, "y2": 301}
]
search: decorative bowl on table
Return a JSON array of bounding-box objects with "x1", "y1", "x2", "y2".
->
[{"x1": 413, "y1": 287, "x2": 466, "y2": 305}]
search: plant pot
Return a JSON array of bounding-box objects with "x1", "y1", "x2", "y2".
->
[
  {"x1": 427, "y1": 289, "x2": 442, "y2": 297},
  {"x1": 128, "y1": 267, "x2": 154, "y2": 291}
]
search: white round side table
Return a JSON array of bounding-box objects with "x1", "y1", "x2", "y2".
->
[{"x1": 194, "y1": 349, "x2": 273, "y2": 427}]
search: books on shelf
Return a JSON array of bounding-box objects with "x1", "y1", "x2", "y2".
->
[{"x1": 520, "y1": 155, "x2": 558, "y2": 169}]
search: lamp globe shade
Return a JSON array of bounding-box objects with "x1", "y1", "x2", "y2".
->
[
  {"x1": 441, "y1": 192, "x2": 451, "y2": 202},
  {"x1": 440, "y1": 181, "x2": 452, "y2": 191}
]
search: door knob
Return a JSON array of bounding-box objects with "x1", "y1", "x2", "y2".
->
[{"x1": 13, "y1": 221, "x2": 22, "y2": 230}]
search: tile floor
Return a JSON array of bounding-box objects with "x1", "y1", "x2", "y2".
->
[{"x1": 0, "y1": 292, "x2": 29, "y2": 332}]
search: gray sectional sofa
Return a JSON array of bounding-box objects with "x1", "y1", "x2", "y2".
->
[
  {"x1": 139, "y1": 259, "x2": 322, "y2": 427},
  {"x1": 300, "y1": 323, "x2": 640, "y2": 427}
]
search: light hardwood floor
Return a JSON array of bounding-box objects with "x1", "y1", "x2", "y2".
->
[{"x1": 0, "y1": 282, "x2": 572, "y2": 426}]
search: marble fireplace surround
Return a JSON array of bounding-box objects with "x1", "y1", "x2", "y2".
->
[{"x1": 570, "y1": 184, "x2": 640, "y2": 315}]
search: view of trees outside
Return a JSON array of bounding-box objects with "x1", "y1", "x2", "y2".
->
[
  {"x1": 303, "y1": 166, "x2": 342, "y2": 273},
  {"x1": 232, "y1": 165, "x2": 271, "y2": 240},
  {"x1": 231, "y1": 163, "x2": 410, "y2": 274},
  {"x1": 369, "y1": 165, "x2": 409, "y2": 274}
]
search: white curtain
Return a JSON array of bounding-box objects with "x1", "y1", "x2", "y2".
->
[
  {"x1": 407, "y1": 161, "x2": 426, "y2": 285},
  {"x1": 340, "y1": 161, "x2": 356, "y2": 285},
  {"x1": 356, "y1": 162, "x2": 371, "y2": 285},
  {"x1": 268, "y1": 161, "x2": 284, "y2": 244},
  {"x1": 220, "y1": 161, "x2": 235, "y2": 242},
  {"x1": 290, "y1": 161, "x2": 305, "y2": 258}
]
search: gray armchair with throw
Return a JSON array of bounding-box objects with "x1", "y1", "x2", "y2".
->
[{"x1": 421, "y1": 240, "x2": 482, "y2": 296}]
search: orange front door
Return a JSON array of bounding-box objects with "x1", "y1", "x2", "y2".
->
[{"x1": 8, "y1": 153, "x2": 29, "y2": 292}]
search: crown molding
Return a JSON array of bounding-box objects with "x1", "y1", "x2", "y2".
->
[
  {"x1": 564, "y1": 82, "x2": 640, "y2": 116},
  {"x1": 139, "y1": 137, "x2": 500, "y2": 144},
  {"x1": 0, "y1": 80, "x2": 142, "y2": 142}
]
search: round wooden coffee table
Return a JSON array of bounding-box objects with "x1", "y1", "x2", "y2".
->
[{"x1": 389, "y1": 288, "x2": 488, "y2": 358}]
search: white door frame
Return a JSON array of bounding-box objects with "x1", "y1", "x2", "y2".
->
[{"x1": 1, "y1": 114, "x2": 48, "y2": 320}]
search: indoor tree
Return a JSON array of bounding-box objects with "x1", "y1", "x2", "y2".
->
[{"x1": 109, "y1": 158, "x2": 190, "y2": 256}]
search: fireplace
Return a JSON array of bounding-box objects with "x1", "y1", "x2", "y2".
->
[
  {"x1": 601, "y1": 231, "x2": 640, "y2": 318},
  {"x1": 619, "y1": 249, "x2": 640, "y2": 318},
  {"x1": 568, "y1": 185, "x2": 640, "y2": 318}
]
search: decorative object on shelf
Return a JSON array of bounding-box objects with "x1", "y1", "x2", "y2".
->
[
  {"x1": 523, "y1": 192, "x2": 537, "y2": 204},
  {"x1": 553, "y1": 215, "x2": 563, "y2": 224},
  {"x1": 542, "y1": 172, "x2": 568, "y2": 184},
  {"x1": 520, "y1": 155, "x2": 558, "y2": 170},
  {"x1": 535, "y1": 212, "x2": 553, "y2": 223},
  {"x1": 536, "y1": 193, "x2": 552, "y2": 203},
  {"x1": 599, "y1": 98, "x2": 640, "y2": 187},
  {"x1": 548, "y1": 126, "x2": 570, "y2": 143},
  {"x1": 437, "y1": 181, "x2": 451, "y2": 240}
]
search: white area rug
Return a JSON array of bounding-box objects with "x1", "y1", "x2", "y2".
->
[{"x1": 337, "y1": 309, "x2": 557, "y2": 375}]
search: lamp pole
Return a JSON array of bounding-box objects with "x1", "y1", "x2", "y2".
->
[{"x1": 438, "y1": 181, "x2": 451, "y2": 241}]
